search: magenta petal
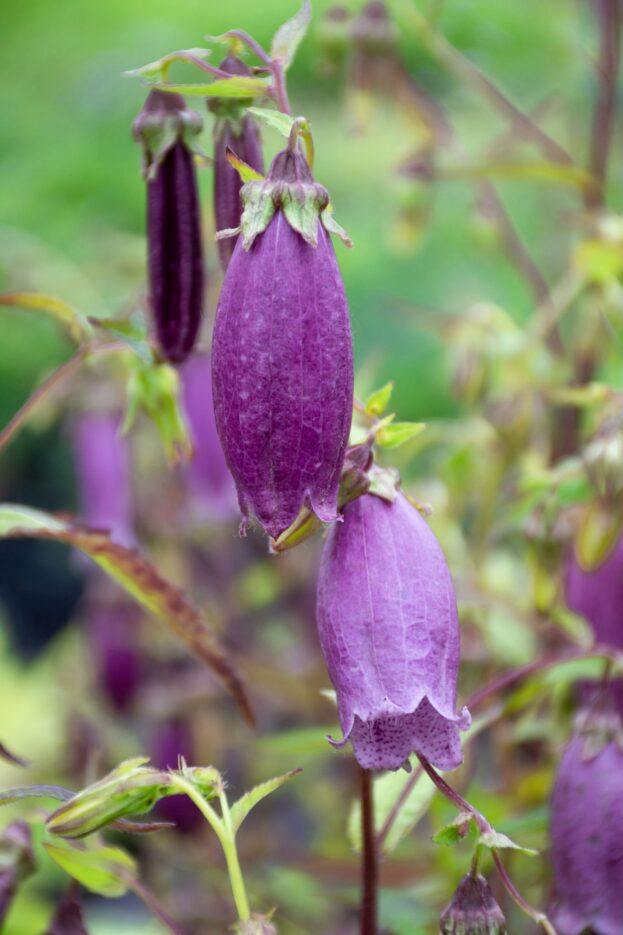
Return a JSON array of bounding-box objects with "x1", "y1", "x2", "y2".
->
[
  {"x1": 212, "y1": 211, "x2": 353, "y2": 539},
  {"x1": 317, "y1": 492, "x2": 470, "y2": 771}
]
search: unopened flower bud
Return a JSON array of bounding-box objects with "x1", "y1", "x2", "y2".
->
[
  {"x1": 316, "y1": 492, "x2": 470, "y2": 770},
  {"x1": 210, "y1": 55, "x2": 264, "y2": 270},
  {"x1": 134, "y1": 90, "x2": 204, "y2": 364},
  {"x1": 212, "y1": 140, "x2": 353, "y2": 539},
  {"x1": 440, "y1": 873, "x2": 506, "y2": 935}
]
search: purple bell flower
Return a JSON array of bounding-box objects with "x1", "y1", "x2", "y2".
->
[
  {"x1": 87, "y1": 601, "x2": 142, "y2": 711},
  {"x1": 210, "y1": 55, "x2": 264, "y2": 271},
  {"x1": 72, "y1": 411, "x2": 135, "y2": 548},
  {"x1": 566, "y1": 537, "x2": 623, "y2": 715},
  {"x1": 212, "y1": 142, "x2": 354, "y2": 539},
  {"x1": 134, "y1": 90, "x2": 205, "y2": 364},
  {"x1": 550, "y1": 715, "x2": 623, "y2": 935},
  {"x1": 180, "y1": 353, "x2": 237, "y2": 522},
  {"x1": 316, "y1": 492, "x2": 470, "y2": 770}
]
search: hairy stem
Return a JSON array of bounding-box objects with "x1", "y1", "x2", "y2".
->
[
  {"x1": 360, "y1": 768, "x2": 379, "y2": 935},
  {"x1": 172, "y1": 775, "x2": 250, "y2": 923}
]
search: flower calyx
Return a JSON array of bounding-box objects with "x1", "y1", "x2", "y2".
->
[{"x1": 133, "y1": 89, "x2": 203, "y2": 181}]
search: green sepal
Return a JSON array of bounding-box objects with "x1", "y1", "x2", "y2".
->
[
  {"x1": 240, "y1": 184, "x2": 277, "y2": 249},
  {"x1": 320, "y1": 205, "x2": 353, "y2": 247},
  {"x1": 281, "y1": 187, "x2": 323, "y2": 247}
]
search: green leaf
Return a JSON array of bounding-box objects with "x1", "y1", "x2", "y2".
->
[
  {"x1": 124, "y1": 48, "x2": 213, "y2": 80},
  {"x1": 349, "y1": 763, "x2": 436, "y2": 854},
  {"x1": 156, "y1": 76, "x2": 270, "y2": 99},
  {"x1": 225, "y1": 147, "x2": 265, "y2": 183},
  {"x1": 478, "y1": 829, "x2": 538, "y2": 856},
  {"x1": 270, "y1": 0, "x2": 312, "y2": 68},
  {"x1": 0, "y1": 504, "x2": 253, "y2": 725},
  {"x1": 432, "y1": 811, "x2": 477, "y2": 847},
  {"x1": 230, "y1": 769, "x2": 302, "y2": 835},
  {"x1": 365, "y1": 382, "x2": 395, "y2": 417},
  {"x1": 376, "y1": 421, "x2": 426, "y2": 449},
  {"x1": 0, "y1": 292, "x2": 89, "y2": 343},
  {"x1": 123, "y1": 360, "x2": 192, "y2": 466},
  {"x1": 247, "y1": 107, "x2": 295, "y2": 138},
  {"x1": 44, "y1": 841, "x2": 137, "y2": 897}
]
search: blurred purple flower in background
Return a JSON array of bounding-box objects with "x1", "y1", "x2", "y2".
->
[
  {"x1": 180, "y1": 354, "x2": 237, "y2": 523},
  {"x1": 86, "y1": 598, "x2": 142, "y2": 711},
  {"x1": 316, "y1": 492, "x2": 470, "y2": 770},
  {"x1": 151, "y1": 719, "x2": 202, "y2": 833},
  {"x1": 566, "y1": 538, "x2": 623, "y2": 714},
  {"x1": 550, "y1": 716, "x2": 623, "y2": 935},
  {"x1": 72, "y1": 411, "x2": 135, "y2": 547}
]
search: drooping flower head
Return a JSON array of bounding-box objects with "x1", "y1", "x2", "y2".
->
[
  {"x1": 439, "y1": 873, "x2": 506, "y2": 935},
  {"x1": 209, "y1": 54, "x2": 264, "y2": 270},
  {"x1": 212, "y1": 131, "x2": 354, "y2": 539},
  {"x1": 550, "y1": 703, "x2": 623, "y2": 935},
  {"x1": 133, "y1": 89, "x2": 205, "y2": 364},
  {"x1": 316, "y1": 491, "x2": 470, "y2": 770}
]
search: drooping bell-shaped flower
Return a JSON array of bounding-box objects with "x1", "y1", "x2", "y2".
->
[
  {"x1": 180, "y1": 353, "x2": 237, "y2": 523},
  {"x1": 72, "y1": 411, "x2": 135, "y2": 547},
  {"x1": 439, "y1": 873, "x2": 506, "y2": 935},
  {"x1": 134, "y1": 89, "x2": 204, "y2": 364},
  {"x1": 316, "y1": 491, "x2": 470, "y2": 770},
  {"x1": 212, "y1": 134, "x2": 354, "y2": 539},
  {"x1": 210, "y1": 55, "x2": 264, "y2": 270},
  {"x1": 550, "y1": 707, "x2": 623, "y2": 935}
]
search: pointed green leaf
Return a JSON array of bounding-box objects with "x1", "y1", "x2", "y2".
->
[
  {"x1": 230, "y1": 769, "x2": 302, "y2": 834},
  {"x1": 0, "y1": 504, "x2": 253, "y2": 725},
  {"x1": 0, "y1": 785, "x2": 73, "y2": 807},
  {"x1": 320, "y1": 206, "x2": 352, "y2": 247},
  {"x1": 478, "y1": 829, "x2": 538, "y2": 856},
  {"x1": 365, "y1": 382, "x2": 395, "y2": 417},
  {"x1": 157, "y1": 76, "x2": 269, "y2": 98},
  {"x1": 0, "y1": 292, "x2": 89, "y2": 343},
  {"x1": 247, "y1": 107, "x2": 295, "y2": 138},
  {"x1": 270, "y1": 0, "x2": 312, "y2": 68},
  {"x1": 44, "y1": 841, "x2": 137, "y2": 897},
  {"x1": 376, "y1": 421, "x2": 426, "y2": 449},
  {"x1": 226, "y1": 147, "x2": 265, "y2": 183}
]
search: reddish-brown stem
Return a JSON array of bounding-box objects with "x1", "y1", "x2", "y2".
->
[
  {"x1": 0, "y1": 348, "x2": 87, "y2": 455},
  {"x1": 586, "y1": 0, "x2": 622, "y2": 208},
  {"x1": 223, "y1": 30, "x2": 273, "y2": 65},
  {"x1": 272, "y1": 61, "x2": 292, "y2": 115},
  {"x1": 360, "y1": 768, "x2": 379, "y2": 935},
  {"x1": 165, "y1": 51, "x2": 232, "y2": 80},
  {"x1": 127, "y1": 877, "x2": 188, "y2": 935}
]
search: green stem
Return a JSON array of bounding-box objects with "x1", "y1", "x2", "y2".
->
[{"x1": 172, "y1": 775, "x2": 251, "y2": 923}]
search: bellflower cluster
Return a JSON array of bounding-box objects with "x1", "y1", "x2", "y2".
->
[
  {"x1": 316, "y1": 491, "x2": 470, "y2": 770},
  {"x1": 212, "y1": 141, "x2": 354, "y2": 539}
]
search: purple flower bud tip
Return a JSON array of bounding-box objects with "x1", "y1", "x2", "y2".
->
[
  {"x1": 72, "y1": 412, "x2": 135, "y2": 548},
  {"x1": 551, "y1": 728, "x2": 623, "y2": 935},
  {"x1": 316, "y1": 492, "x2": 470, "y2": 771},
  {"x1": 212, "y1": 148, "x2": 353, "y2": 540},
  {"x1": 134, "y1": 90, "x2": 205, "y2": 365},
  {"x1": 440, "y1": 873, "x2": 506, "y2": 935},
  {"x1": 212, "y1": 55, "x2": 264, "y2": 271}
]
